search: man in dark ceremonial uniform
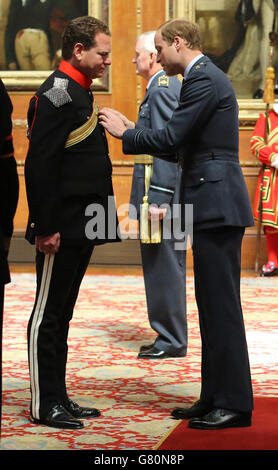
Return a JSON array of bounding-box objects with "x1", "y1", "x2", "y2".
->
[
  {"x1": 0, "y1": 78, "x2": 19, "y2": 432},
  {"x1": 25, "y1": 16, "x2": 120, "y2": 430}
]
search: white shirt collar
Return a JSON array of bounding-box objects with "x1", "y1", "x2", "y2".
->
[{"x1": 147, "y1": 70, "x2": 163, "y2": 89}]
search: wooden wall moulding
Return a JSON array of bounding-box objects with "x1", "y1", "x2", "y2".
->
[{"x1": 1, "y1": 0, "x2": 111, "y2": 92}]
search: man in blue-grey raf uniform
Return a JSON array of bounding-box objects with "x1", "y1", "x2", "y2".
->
[
  {"x1": 108, "y1": 31, "x2": 187, "y2": 360},
  {"x1": 100, "y1": 18, "x2": 254, "y2": 430},
  {"x1": 25, "y1": 16, "x2": 120, "y2": 430}
]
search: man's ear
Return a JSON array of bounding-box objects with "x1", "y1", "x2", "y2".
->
[
  {"x1": 149, "y1": 51, "x2": 157, "y2": 63},
  {"x1": 173, "y1": 35, "x2": 182, "y2": 50},
  {"x1": 72, "y1": 42, "x2": 85, "y2": 61}
]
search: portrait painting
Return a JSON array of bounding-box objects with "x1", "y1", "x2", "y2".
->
[
  {"x1": 0, "y1": 0, "x2": 110, "y2": 90},
  {"x1": 168, "y1": 0, "x2": 278, "y2": 100}
]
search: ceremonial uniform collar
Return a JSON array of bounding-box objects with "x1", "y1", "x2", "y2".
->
[{"x1": 58, "y1": 60, "x2": 92, "y2": 90}]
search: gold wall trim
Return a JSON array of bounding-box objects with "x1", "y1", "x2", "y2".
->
[
  {"x1": 15, "y1": 159, "x2": 134, "y2": 168},
  {"x1": 13, "y1": 119, "x2": 27, "y2": 129},
  {"x1": 167, "y1": 0, "x2": 195, "y2": 20},
  {"x1": 241, "y1": 162, "x2": 260, "y2": 168},
  {"x1": 14, "y1": 159, "x2": 260, "y2": 169},
  {"x1": 11, "y1": 115, "x2": 260, "y2": 132},
  {"x1": 238, "y1": 99, "x2": 269, "y2": 122}
]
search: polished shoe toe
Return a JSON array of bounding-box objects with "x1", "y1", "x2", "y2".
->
[
  {"x1": 171, "y1": 400, "x2": 212, "y2": 420},
  {"x1": 64, "y1": 399, "x2": 101, "y2": 419},
  {"x1": 139, "y1": 343, "x2": 155, "y2": 352},
  {"x1": 138, "y1": 345, "x2": 186, "y2": 359},
  {"x1": 31, "y1": 404, "x2": 84, "y2": 429},
  {"x1": 188, "y1": 408, "x2": 252, "y2": 430}
]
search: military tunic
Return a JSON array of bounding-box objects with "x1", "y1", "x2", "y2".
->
[
  {"x1": 130, "y1": 71, "x2": 182, "y2": 213},
  {"x1": 25, "y1": 60, "x2": 119, "y2": 245},
  {"x1": 25, "y1": 61, "x2": 120, "y2": 421}
]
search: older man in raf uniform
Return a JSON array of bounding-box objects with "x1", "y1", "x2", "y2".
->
[{"x1": 109, "y1": 31, "x2": 187, "y2": 359}]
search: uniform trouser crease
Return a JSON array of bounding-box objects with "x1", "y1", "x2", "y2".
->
[{"x1": 27, "y1": 244, "x2": 94, "y2": 419}]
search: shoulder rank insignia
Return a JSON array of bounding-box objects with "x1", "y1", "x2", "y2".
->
[
  {"x1": 158, "y1": 75, "x2": 169, "y2": 87},
  {"x1": 43, "y1": 77, "x2": 72, "y2": 108},
  {"x1": 195, "y1": 62, "x2": 205, "y2": 70}
]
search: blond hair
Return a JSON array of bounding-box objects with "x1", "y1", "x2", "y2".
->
[{"x1": 158, "y1": 18, "x2": 202, "y2": 50}]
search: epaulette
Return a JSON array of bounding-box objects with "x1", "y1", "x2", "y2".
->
[
  {"x1": 158, "y1": 75, "x2": 169, "y2": 87},
  {"x1": 195, "y1": 61, "x2": 205, "y2": 71},
  {"x1": 43, "y1": 77, "x2": 72, "y2": 107}
]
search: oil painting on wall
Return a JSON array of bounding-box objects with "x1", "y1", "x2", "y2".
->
[
  {"x1": 0, "y1": 0, "x2": 110, "y2": 90},
  {"x1": 169, "y1": 0, "x2": 278, "y2": 99}
]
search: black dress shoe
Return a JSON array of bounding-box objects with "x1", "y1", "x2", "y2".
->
[
  {"x1": 188, "y1": 408, "x2": 252, "y2": 430},
  {"x1": 260, "y1": 261, "x2": 278, "y2": 277},
  {"x1": 64, "y1": 399, "x2": 101, "y2": 419},
  {"x1": 138, "y1": 345, "x2": 186, "y2": 359},
  {"x1": 31, "y1": 404, "x2": 84, "y2": 429},
  {"x1": 260, "y1": 269, "x2": 278, "y2": 277},
  {"x1": 139, "y1": 343, "x2": 155, "y2": 352},
  {"x1": 171, "y1": 400, "x2": 213, "y2": 420}
]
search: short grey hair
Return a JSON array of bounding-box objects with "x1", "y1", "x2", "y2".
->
[{"x1": 137, "y1": 31, "x2": 156, "y2": 54}]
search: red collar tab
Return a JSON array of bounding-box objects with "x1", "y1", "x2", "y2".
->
[{"x1": 58, "y1": 60, "x2": 92, "y2": 89}]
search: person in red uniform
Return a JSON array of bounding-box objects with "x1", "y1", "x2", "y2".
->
[{"x1": 251, "y1": 105, "x2": 278, "y2": 276}]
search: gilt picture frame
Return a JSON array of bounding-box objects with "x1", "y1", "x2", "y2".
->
[
  {"x1": 167, "y1": 0, "x2": 273, "y2": 123},
  {"x1": 0, "y1": 0, "x2": 111, "y2": 92}
]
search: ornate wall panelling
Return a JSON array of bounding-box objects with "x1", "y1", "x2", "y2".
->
[{"x1": 6, "y1": 0, "x2": 267, "y2": 266}]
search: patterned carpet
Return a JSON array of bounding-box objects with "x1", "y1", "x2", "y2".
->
[{"x1": 1, "y1": 272, "x2": 278, "y2": 450}]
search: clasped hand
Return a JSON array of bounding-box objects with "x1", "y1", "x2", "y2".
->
[{"x1": 35, "y1": 232, "x2": 60, "y2": 255}]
